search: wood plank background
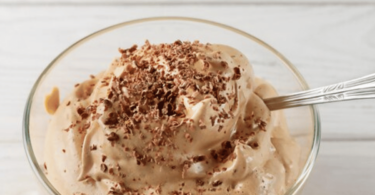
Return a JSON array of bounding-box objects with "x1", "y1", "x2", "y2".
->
[
  {"x1": 0, "y1": 1, "x2": 375, "y2": 195},
  {"x1": 1, "y1": 0, "x2": 375, "y2": 4}
]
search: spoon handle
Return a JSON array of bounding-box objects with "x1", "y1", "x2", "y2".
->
[{"x1": 264, "y1": 73, "x2": 375, "y2": 111}]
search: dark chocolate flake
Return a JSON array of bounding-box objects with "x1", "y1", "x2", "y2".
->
[
  {"x1": 90, "y1": 145, "x2": 97, "y2": 151},
  {"x1": 232, "y1": 67, "x2": 241, "y2": 80},
  {"x1": 212, "y1": 180, "x2": 223, "y2": 187},
  {"x1": 77, "y1": 107, "x2": 85, "y2": 115},
  {"x1": 196, "y1": 179, "x2": 205, "y2": 186},
  {"x1": 100, "y1": 163, "x2": 108, "y2": 172},
  {"x1": 174, "y1": 40, "x2": 183, "y2": 45},
  {"x1": 107, "y1": 132, "x2": 120, "y2": 142},
  {"x1": 193, "y1": 155, "x2": 206, "y2": 162},
  {"x1": 103, "y1": 99, "x2": 113, "y2": 108}
]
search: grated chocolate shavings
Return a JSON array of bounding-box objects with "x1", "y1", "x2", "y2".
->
[
  {"x1": 218, "y1": 125, "x2": 224, "y2": 132},
  {"x1": 90, "y1": 145, "x2": 97, "y2": 151},
  {"x1": 100, "y1": 163, "x2": 108, "y2": 172},
  {"x1": 174, "y1": 40, "x2": 182, "y2": 45},
  {"x1": 196, "y1": 179, "x2": 205, "y2": 186},
  {"x1": 198, "y1": 119, "x2": 206, "y2": 129},
  {"x1": 212, "y1": 180, "x2": 223, "y2": 187},
  {"x1": 210, "y1": 116, "x2": 217, "y2": 126},
  {"x1": 109, "y1": 168, "x2": 114, "y2": 175},
  {"x1": 249, "y1": 142, "x2": 259, "y2": 149},
  {"x1": 232, "y1": 67, "x2": 241, "y2": 80},
  {"x1": 220, "y1": 61, "x2": 228, "y2": 69},
  {"x1": 192, "y1": 155, "x2": 206, "y2": 162},
  {"x1": 107, "y1": 132, "x2": 120, "y2": 142}
]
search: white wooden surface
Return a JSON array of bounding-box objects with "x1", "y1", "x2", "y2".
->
[
  {"x1": 1, "y1": 1, "x2": 375, "y2": 194},
  {"x1": 1, "y1": 0, "x2": 375, "y2": 4}
]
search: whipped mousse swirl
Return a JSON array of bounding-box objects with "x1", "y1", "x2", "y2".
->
[{"x1": 44, "y1": 40, "x2": 301, "y2": 195}]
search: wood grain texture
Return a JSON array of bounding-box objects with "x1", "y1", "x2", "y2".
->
[
  {"x1": 0, "y1": 4, "x2": 375, "y2": 195},
  {"x1": 304, "y1": 141, "x2": 375, "y2": 195},
  {"x1": 1, "y1": 0, "x2": 375, "y2": 5}
]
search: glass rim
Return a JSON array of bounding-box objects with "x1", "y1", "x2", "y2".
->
[{"x1": 22, "y1": 16, "x2": 321, "y2": 195}]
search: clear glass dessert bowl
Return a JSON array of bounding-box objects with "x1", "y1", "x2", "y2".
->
[{"x1": 23, "y1": 17, "x2": 320, "y2": 195}]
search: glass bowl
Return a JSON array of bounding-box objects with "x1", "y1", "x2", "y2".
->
[{"x1": 23, "y1": 17, "x2": 320, "y2": 195}]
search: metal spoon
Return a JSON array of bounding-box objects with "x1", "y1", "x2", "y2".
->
[{"x1": 264, "y1": 73, "x2": 375, "y2": 111}]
